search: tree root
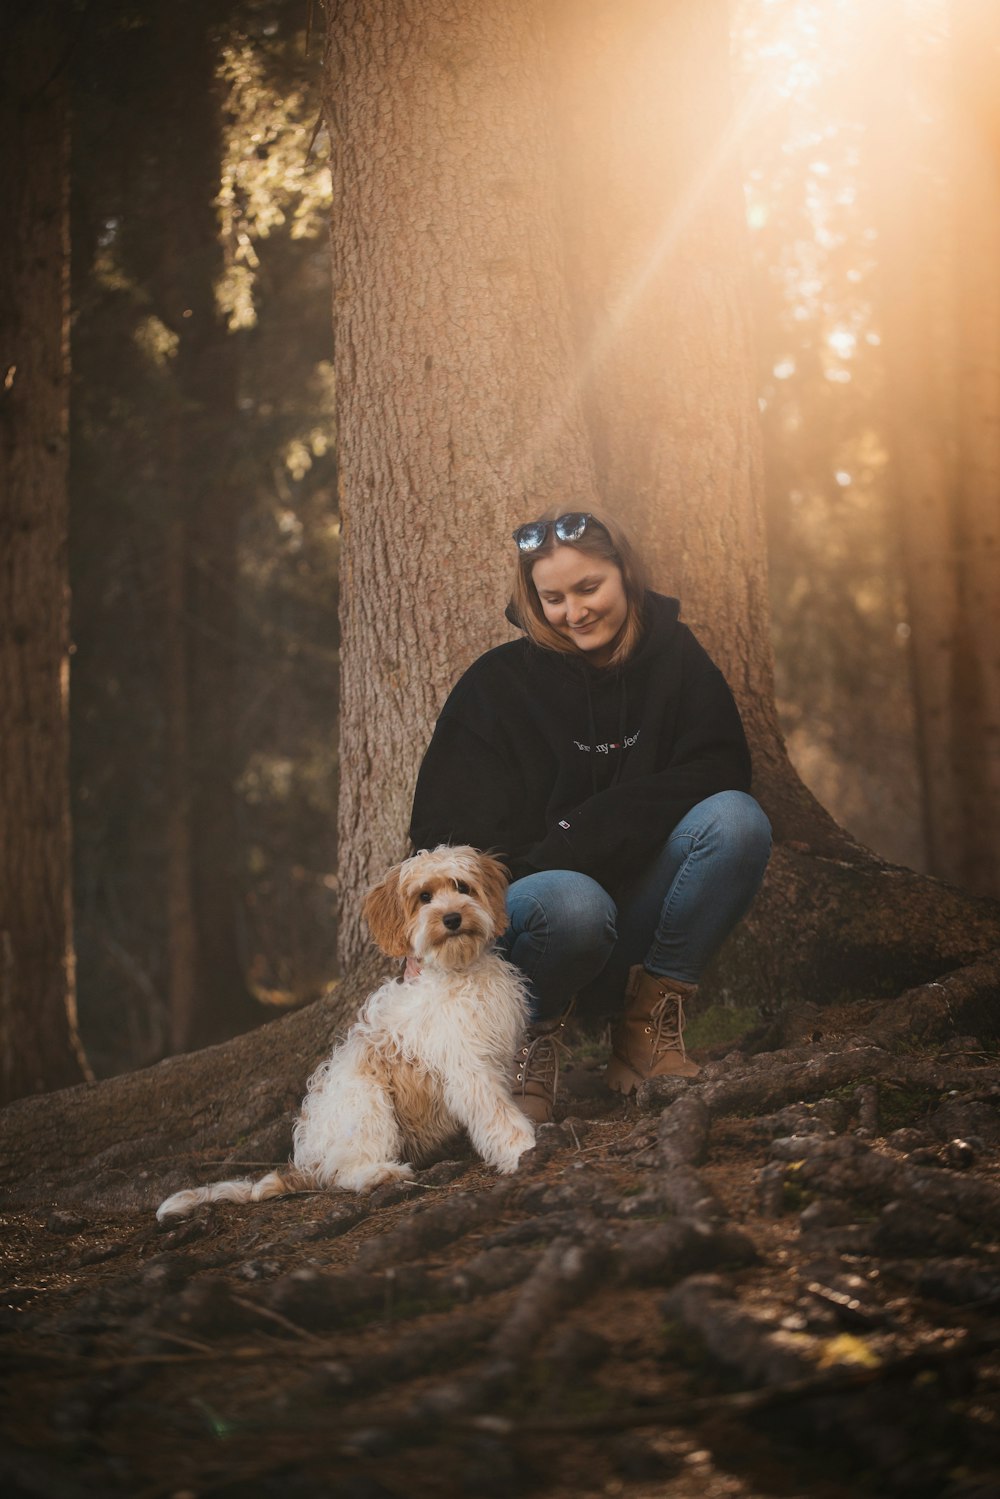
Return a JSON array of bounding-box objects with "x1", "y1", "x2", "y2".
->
[
  {"x1": 698, "y1": 1041, "x2": 1000, "y2": 1120},
  {"x1": 713, "y1": 846, "x2": 1000, "y2": 1014},
  {"x1": 490, "y1": 1237, "x2": 610, "y2": 1363},
  {"x1": 460, "y1": 1323, "x2": 1000, "y2": 1435},
  {"x1": 852, "y1": 948, "x2": 1000, "y2": 1049},
  {"x1": 354, "y1": 1183, "x2": 511, "y2": 1272},
  {"x1": 787, "y1": 1134, "x2": 1000, "y2": 1229},
  {"x1": 657, "y1": 1094, "x2": 710, "y2": 1166}
]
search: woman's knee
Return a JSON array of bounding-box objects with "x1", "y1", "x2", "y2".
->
[
  {"x1": 682, "y1": 791, "x2": 772, "y2": 870},
  {"x1": 506, "y1": 870, "x2": 617, "y2": 955}
]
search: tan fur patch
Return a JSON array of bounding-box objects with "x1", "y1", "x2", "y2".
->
[{"x1": 362, "y1": 864, "x2": 409, "y2": 957}]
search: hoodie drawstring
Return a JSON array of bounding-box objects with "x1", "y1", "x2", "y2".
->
[
  {"x1": 583, "y1": 671, "x2": 599, "y2": 796},
  {"x1": 582, "y1": 668, "x2": 630, "y2": 792},
  {"x1": 611, "y1": 676, "x2": 629, "y2": 787}
]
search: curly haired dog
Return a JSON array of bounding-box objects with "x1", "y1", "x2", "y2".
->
[{"x1": 156, "y1": 846, "x2": 534, "y2": 1219}]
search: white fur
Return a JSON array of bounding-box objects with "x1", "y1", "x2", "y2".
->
[{"x1": 157, "y1": 848, "x2": 534, "y2": 1221}]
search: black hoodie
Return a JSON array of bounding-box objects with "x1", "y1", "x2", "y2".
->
[{"x1": 408, "y1": 592, "x2": 751, "y2": 891}]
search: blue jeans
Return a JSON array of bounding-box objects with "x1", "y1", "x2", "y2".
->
[{"x1": 499, "y1": 791, "x2": 772, "y2": 1022}]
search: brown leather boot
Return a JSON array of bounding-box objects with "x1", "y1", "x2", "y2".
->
[
  {"x1": 511, "y1": 1003, "x2": 573, "y2": 1125},
  {"x1": 606, "y1": 967, "x2": 700, "y2": 1094}
]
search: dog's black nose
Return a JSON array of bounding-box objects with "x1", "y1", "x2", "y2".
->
[{"x1": 442, "y1": 912, "x2": 463, "y2": 932}]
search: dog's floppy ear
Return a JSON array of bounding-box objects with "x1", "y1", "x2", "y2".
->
[
  {"x1": 362, "y1": 864, "x2": 410, "y2": 958},
  {"x1": 476, "y1": 853, "x2": 511, "y2": 939}
]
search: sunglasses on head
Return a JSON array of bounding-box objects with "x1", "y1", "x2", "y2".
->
[{"x1": 512, "y1": 512, "x2": 606, "y2": 554}]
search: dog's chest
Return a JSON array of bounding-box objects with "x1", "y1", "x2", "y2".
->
[{"x1": 366, "y1": 973, "x2": 498, "y2": 1069}]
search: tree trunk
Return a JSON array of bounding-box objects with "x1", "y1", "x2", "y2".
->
[
  {"x1": 329, "y1": 0, "x2": 598, "y2": 969},
  {"x1": 873, "y1": 1, "x2": 1000, "y2": 899},
  {"x1": 164, "y1": 501, "x2": 198, "y2": 1053},
  {"x1": 153, "y1": 0, "x2": 259, "y2": 1049},
  {"x1": 544, "y1": 0, "x2": 848, "y2": 854},
  {"x1": 949, "y1": 0, "x2": 1000, "y2": 898},
  {"x1": 0, "y1": 5, "x2": 91, "y2": 1103}
]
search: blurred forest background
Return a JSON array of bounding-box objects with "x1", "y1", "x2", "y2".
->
[{"x1": 16, "y1": 0, "x2": 996, "y2": 1078}]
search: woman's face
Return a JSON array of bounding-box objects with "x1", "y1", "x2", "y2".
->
[{"x1": 531, "y1": 545, "x2": 628, "y2": 667}]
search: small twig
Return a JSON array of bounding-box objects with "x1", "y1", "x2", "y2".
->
[
  {"x1": 229, "y1": 1294, "x2": 322, "y2": 1342},
  {"x1": 5, "y1": 1347, "x2": 233, "y2": 1371},
  {"x1": 144, "y1": 1327, "x2": 215, "y2": 1356},
  {"x1": 189, "y1": 1161, "x2": 286, "y2": 1170},
  {"x1": 567, "y1": 1122, "x2": 582, "y2": 1152},
  {"x1": 578, "y1": 1142, "x2": 619, "y2": 1158},
  {"x1": 306, "y1": 108, "x2": 326, "y2": 157},
  {"x1": 3, "y1": 1340, "x2": 359, "y2": 1374}
]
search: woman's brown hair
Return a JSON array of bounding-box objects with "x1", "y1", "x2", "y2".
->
[{"x1": 509, "y1": 506, "x2": 650, "y2": 669}]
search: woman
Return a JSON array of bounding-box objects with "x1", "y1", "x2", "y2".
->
[{"x1": 409, "y1": 509, "x2": 771, "y2": 1121}]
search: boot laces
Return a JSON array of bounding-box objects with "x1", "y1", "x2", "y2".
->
[
  {"x1": 516, "y1": 1024, "x2": 570, "y2": 1098},
  {"x1": 646, "y1": 989, "x2": 688, "y2": 1061}
]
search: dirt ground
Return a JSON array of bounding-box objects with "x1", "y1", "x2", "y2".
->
[{"x1": 3, "y1": 1010, "x2": 1000, "y2": 1499}]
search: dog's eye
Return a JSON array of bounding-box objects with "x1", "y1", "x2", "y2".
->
[
  {"x1": 419, "y1": 890, "x2": 432, "y2": 904},
  {"x1": 455, "y1": 881, "x2": 471, "y2": 895}
]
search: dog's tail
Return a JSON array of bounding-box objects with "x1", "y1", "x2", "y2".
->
[{"x1": 155, "y1": 1166, "x2": 313, "y2": 1223}]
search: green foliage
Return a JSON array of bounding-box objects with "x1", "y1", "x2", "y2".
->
[
  {"x1": 823, "y1": 1077, "x2": 945, "y2": 1132},
  {"x1": 684, "y1": 1003, "x2": 760, "y2": 1051},
  {"x1": 877, "y1": 1082, "x2": 946, "y2": 1133},
  {"x1": 781, "y1": 1167, "x2": 811, "y2": 1214}
]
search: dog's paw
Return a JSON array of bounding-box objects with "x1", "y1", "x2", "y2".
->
[
  {"x1": 338, "y1": 1161, "x2": 414, "y2": 1194},
  {"x1": 490, "y1": 1123, "x2": 536, "y2": 1174}
]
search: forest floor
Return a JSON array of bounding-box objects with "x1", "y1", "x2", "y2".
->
[{"x1": 2, "y1": 1000, "x2": 1000, "y2": 1499}]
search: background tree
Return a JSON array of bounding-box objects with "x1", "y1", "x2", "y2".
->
[
  {"x1": 149, "y1": 0, "x2": 254, "y2": 1052},
  {"x1": 869, "y1": 0, "x2": 959, "y2": 881},
  {"x1": 0, "y1": 2, "x2": 91, "y2": 1104},
  {"x1": 734, "y1": 0, "x2": 925, "y2": 873},
  {"x1": 69, "y1": 0, "x2": 338, "y2": 1071},
  {"x1": 949, "y1": 0, "x2": 1000, "y2": 898},
  {"x1": 866, "y1": 0, "x2": 1000, "y2": 899}
]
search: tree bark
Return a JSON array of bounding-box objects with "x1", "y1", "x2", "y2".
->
[
  {"x1": 544, "y1": 0, "x2": 848, "y2": 853},
  {"x1": 164, "y1": 500, "x2": 198, "y2": 1054},
  {"x1": 0, "y1": 4, "x2": 91, "y2": 1103},
  {"x1": 152, "y1": 0, "x2": 260, "y2": 1049},
  {"x1": 874, "y1": 2, "x2": 1000, "y2": 899},
  {"x1": 328, "y1": 0, "x2": 598, "y2": 969}
]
